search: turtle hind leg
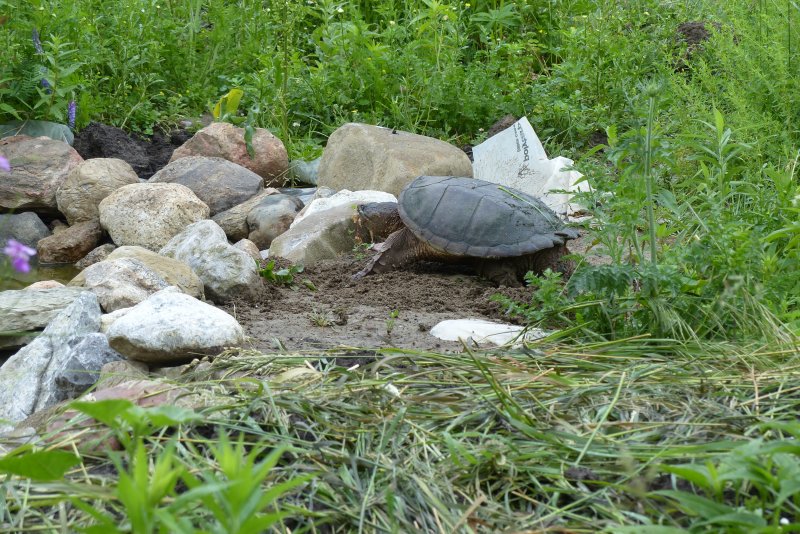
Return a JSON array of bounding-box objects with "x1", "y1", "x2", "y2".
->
[
  {"x1": 476, "y1": 245, "x2": 574, "y2": 287},
  {"x1": 352, "y1": 228, "x2": 424, "y2": 280}
]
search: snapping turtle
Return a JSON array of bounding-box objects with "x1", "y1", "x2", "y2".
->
[{"x1": 353, "y1": 175, "x2": 580, "y2": 286}]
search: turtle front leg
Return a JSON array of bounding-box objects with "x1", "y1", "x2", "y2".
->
[{"x1": 352, "y1": 228, "x2": 424, "y2": 280}]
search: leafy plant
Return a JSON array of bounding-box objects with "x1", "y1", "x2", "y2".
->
[{"x1": 258, "y1": 259, "x2": 305, "y2": 288}]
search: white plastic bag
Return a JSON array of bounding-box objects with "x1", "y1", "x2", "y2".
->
[{"x1": 472, "y1": 117, "x2": 591, "y2": 217}]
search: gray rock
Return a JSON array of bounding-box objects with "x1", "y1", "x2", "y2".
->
[
  {"x1": 98, "y1": 359, "x2": 149, "y2": 389},
  {"x1": 50, "y1": 333, "x2": 124, "y2": 403},
  {"x1": 211, "y1": 188, "x2": 280, "y2": 241},
  {"x1": 56, "y1": 158, "x2": 140, "y2": 224},
  {"x1": 0, "y1": 287, "x2": 86, "y2": 348},
  {"x1": 0, "y1": 291, "x2": 101, "y2": 432},
  {"x1": 168, "y1": 122, "x2": 289, "y2": 187},
  {"x1": 98, "y1": 182, "x2": 210, "y2": 251},
  {"x1": 150, "y1": 156, "x2": 264, "y2": 216},
  {"x1": 269, "y1": 204, "x2": 360, "y2": 264},
  {"x1": 317, "y1": 123, "x2": 473, "y2": 196},
  {"x1": 289, "y1": 158, "x2": 320, "y2": 186},
  {"x1": 106, "y1": 289, "x2": 245, "y2": 364},
  {"x1": 159, "y1": 220, "x2": 261, "y2": 302},
  {"x1": 246, "y1": 194, "x2": 303, "y2": 249},
  {"x1": 36, "y1": 219, "x2": 102, "y2": 264},
  {"x1": 75, "y1": 243, "x2": 117, "y2": 270},
  {"x1": 73, "y1": 257, "x2": 171, "y2": 312},
  {"x1": 0, "y1": 135, "x2": 84, "y2": 214},
  {"x1": 0, "y1": 212, "x2": 51, "y2": 249},
  {"x1": 0, "y1": 120, "x2": 74, "y2": 145}
]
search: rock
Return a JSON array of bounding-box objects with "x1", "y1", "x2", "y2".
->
[
  {"x1": 72, "y1": 257, "x2": 171, "y2": 312},
  {"x1": 35, "y1": 378, "x2": 198, "y2": 452},
  {"x1": 0, "y1": 212, "x2": 51, "y2": 249},
  {"x1": 51, "y1": 333, "x2": 124, "y2": 402},
  {"x1": 25, "y1": 280, "x2": 65, "y2": 290},
  {"x1": 149, "y1": 156, "x2": 264, "y2": 216},
  {"x1": 269, "y1": 204, "x2": 360, "y2": 264},
  {"x1": 97, "y1": 360, "x2": 149, "y2": 389},
  {"x1": 0, "y1": 286, "x2": 86, "y2": 347},
  {"x1": 0, "y1": 136, "x2": 83, "y2": 214},
  {"x1": 211, "y1": 188, "x2": 280, "y2": 241},
  {"x1": 292, "y1": 189, "x2": 396, "y2": 228},
  {"x1": 169, "y1": 122, "x2": 289, "y2": 187},
  {"x1": 36, "y1": 219, "x2": 102, "y2": 264},
  {"x1": 74, "y1": 243, "x2": 117, "y2": 270},
  {"x1": 233, "y1": 239, "x2": 262, "y2": 262},
  {"x1": 56, "y1": 158, "x2": 140, "y2": 224},
  {"x1": 106, "y1": 289, "x2": 245, "y2": 364},
  {"x1": 317, "y1": 123, "x2": 473, "y2": 196},
  {"x1": 289, "y1": 157, "x2": 320, "y2": 186},
  {"x1": 0, "y1": 120, "x2": 74, "y2": 145},
  {"x1": 160, "y1": 220, "x2": 261, "y2": 302},
  {"x1": 0, "y1": 291, "x2": 102, "y2": 432},
  {"x1": 246, "y1": 194, "x2": 303, "y2": 249},
  {"x1": 98, "y1": 182, "x2": 210, "y2": 251},
  {"x1": 81, "y1": 245, "x2": 204, "y2": 299},
  {"x1": 429, "y1": 319, "x2": 551, "y2": 347},
  {"x1": 100, "y1": 307, "x2": 132, "y2": 333}
]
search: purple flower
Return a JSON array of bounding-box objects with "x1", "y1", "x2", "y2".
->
[
  {"x1": 3, "y1": 239, "x2": 36, "y2": 274},
  {"x1": 32, "y1": 28, "x2": 44, "y2": 54},
  {"x1": 68, "y1": 101, "x2": 76, "y2": 129},
  {"x1": 41, "y1": 77, "x2": 51, "y2": 91},
  {"x1": 0, "y1": 156, "x2": 9, "y2": 172}
]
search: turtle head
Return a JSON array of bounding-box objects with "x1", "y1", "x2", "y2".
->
[{"x1": 355, "y1": 202, "x2": 404, "y2": 242}]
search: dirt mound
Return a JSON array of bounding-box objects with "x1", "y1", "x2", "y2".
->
[
  {"x1": 72, "y1": 123, "x2": 189, "y2": 180},
  {"x1": 221, "y1": 252, "x2": 534, "y2": 354}
]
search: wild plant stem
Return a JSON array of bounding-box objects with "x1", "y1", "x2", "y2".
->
[{"x1": 644, "y1": 94, "x2": 658, "y2": 267}]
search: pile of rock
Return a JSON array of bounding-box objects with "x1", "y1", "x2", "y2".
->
[{"x1": 0, "y1": 121, "x2": 472, "y2": 435}]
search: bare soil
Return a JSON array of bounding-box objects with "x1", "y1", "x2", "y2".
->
[{"x1": 222, "y1": 232, "x2": 603, "y2": 353}]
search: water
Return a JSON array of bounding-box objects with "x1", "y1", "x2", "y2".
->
[{"x1": 5, "y1": 261, "x2": 79, "y2": 289}]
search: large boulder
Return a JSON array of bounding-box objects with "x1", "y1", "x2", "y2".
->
[
  {"x1": 98, "y1": 182, "x2": 209, "y2": 251},
  {"x1": 246, "y1": 194, "x2": 303, "y2": 249},
  {"x1": 71, "y1": 257, "x2": 171, "y2": 312},
  {"x1": 317, "y1": 123, "x2": 473, "y2": 196},
  {"x1": 106, "y1": 288, "x2": 245, "y2": 364},
  {"x1": 36, "y1": 220, "x2": 102, "y2": 264},
  {"x1": 159, "y1": 220, "x2": 261, "y2": 302},
  {"x1": 0, "y1": 286, "x2": 85, "y2": 349},
  {"x1": 56, "y1": 158, "x2": 140, "y2": 224},
  {"x1": 0, "y1": 212, "x2": 51, "y2": 249},
  {"x1": 169, "y1": 122, "x2": 289, "y2": 187},
  {"x1": 70, "y1": 245, "x2": 204, "y2": 300},
  {"x1": 269, "y1": 204, "x2": 361, "y2": 265},
  {"x1": 0, "y1": 135, "x2": 84, "y2": 214},
  {"x1": 211, "y1": 188, "x2": 280, "y2": 241},
  {"x1": 0, "y1": 292, "x2": 109, "y2": 432},
  {"x1": 149, "y1": 156, "x2": 264, "y2": 216}
]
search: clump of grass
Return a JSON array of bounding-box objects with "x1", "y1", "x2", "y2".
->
[{"x1": 1, "y1": 337, "x2": 798, "y2": 531}]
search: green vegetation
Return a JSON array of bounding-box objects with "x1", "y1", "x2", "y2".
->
[{"x1": 3, "y1": 0, "x2": 800, "y2": 531}]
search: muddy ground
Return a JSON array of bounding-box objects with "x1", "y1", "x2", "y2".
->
[{"x1": 222, "y1": 232, "x2": 603, "y2": 354}]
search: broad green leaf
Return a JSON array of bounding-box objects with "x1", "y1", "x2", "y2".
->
[
  {"x1": 0, "y1": 448, "x2": 80, "y2": 480},
  {"x1": 70, "y1": 399, "x2": 134, "y2": 427}
]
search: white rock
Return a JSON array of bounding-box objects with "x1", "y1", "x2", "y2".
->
[
  {"x1": 159, "y1": 219, "x2": 261, "y2": 302},
  {"x1": 75, "y1": 257, "x2": 171, "y2": 312},
  {"x1": 268, "y1": 204, "x2": 357, "y2": 264},
  {"x1": 429, "y1": 319, "x2": 551, "y2": 347},
  {"x1": 106, "y1": 289, "x2": 245, "y2": 364},
  {"x1": 291, "y1": 189, "x2": 396, "y2": 228}
]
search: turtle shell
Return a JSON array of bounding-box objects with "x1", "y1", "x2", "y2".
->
[{"x1": 398, "y1": 176, "x2": 578, "y2": 258}]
